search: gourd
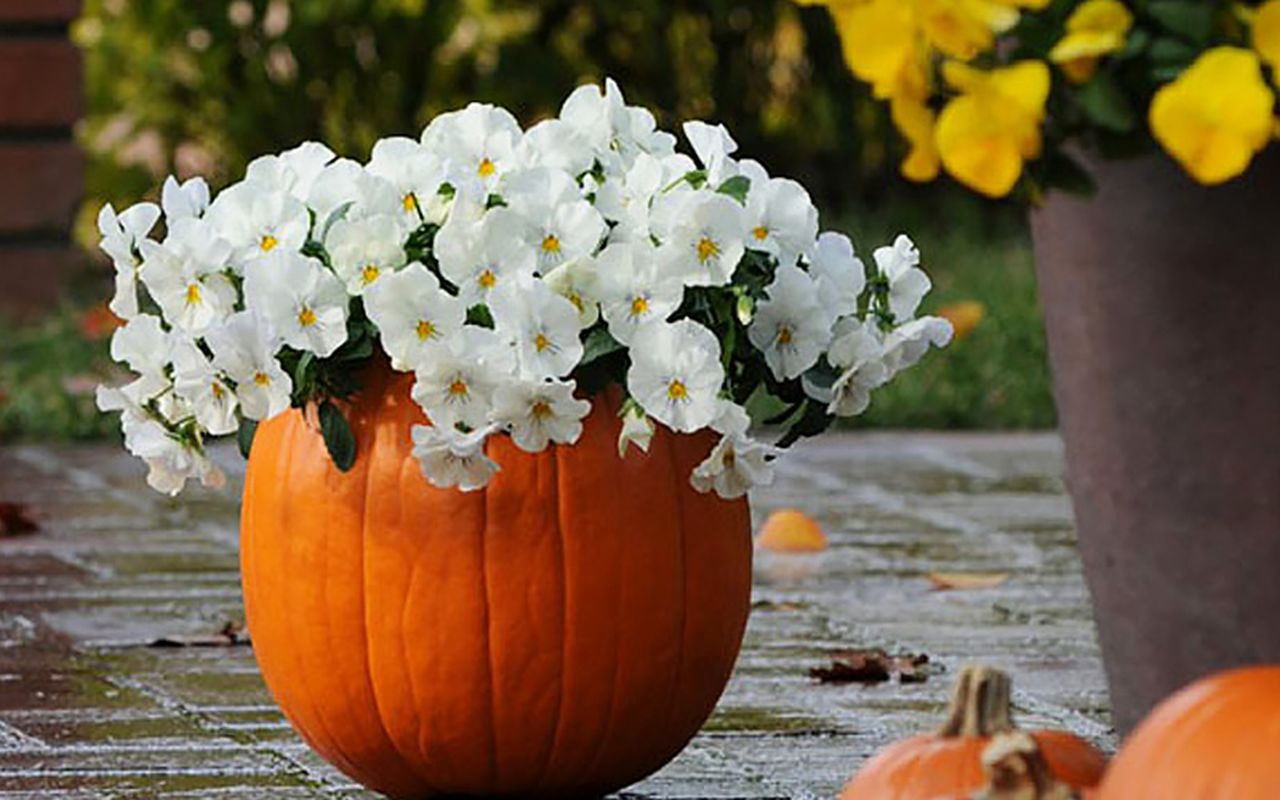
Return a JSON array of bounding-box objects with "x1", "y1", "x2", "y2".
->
[
  {"x1": 840, "y1": 665, "x2": 1107, "y2": 799},
  {"x1": 1093, "y1": 666, "x2": 1280, "y2": 799},
  {"x1": 240, "y1": 366, "x2": 754, "y2": 798}
]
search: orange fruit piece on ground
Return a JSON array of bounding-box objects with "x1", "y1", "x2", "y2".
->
[{"x1": 756, "y1": 509, "x2": 828, "y2": 552}]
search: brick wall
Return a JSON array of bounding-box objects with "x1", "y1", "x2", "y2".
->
[{"x1": 0, "y1": 0, "x2": 83, "y2": 315}]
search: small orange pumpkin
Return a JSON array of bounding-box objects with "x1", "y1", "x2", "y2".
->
[
  {"x1": 840, "y1": 665, "x2": 1107, "y2": 799},
  {"x1": 240, "y1": 366, "x2": 754, "y2": 798},
  {"x1": 928, "y1": 732, "x2": 1088, "y2": 800},
  {"x1": 1094, "y1": 666, "x2": 1280, "y2": 799}
]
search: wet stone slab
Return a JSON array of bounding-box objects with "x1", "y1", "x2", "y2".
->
[{"x1": 0, "y1": 433, "x2": 1112, "y2": 798}]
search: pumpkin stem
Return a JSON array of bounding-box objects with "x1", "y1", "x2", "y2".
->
[
  {"x1": 937, "y1": 665, "x2": 1016, "y2": 737},
  {"x1": 975, "y1": 732, "x2": 1078, "y2": 800}
]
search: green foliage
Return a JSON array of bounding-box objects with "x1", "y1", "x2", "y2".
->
[
  {"x1": 0, "y1": 308, "x2": 119, "y2": 441},
  {"x1": 75, "y1": 0, "x2": 896, "y2": 223}
]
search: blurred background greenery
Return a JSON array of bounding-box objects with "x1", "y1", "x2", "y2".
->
[{"x1": 0, "y1": 0, "x2": 1051, "y2": 440}]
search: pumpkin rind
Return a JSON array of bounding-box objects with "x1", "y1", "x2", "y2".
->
[
  {"x1": 241, "y1": 369, "x2": 754, "y2": 798},
  {"x1": 840, "y1": 666, "x2": 1107, "y2": 799},
  {"x1": 1094, "y1": 666, "x2": 1280, "y2": 800}
]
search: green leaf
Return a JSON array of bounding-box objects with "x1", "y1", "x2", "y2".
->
[
  {"x1": 579, "y1": 326, "x2": 624, "y2": 367},
  {"x1": 237, "y1": 418, "x2": 258, "y2": 460},
  {"x1": 1147, "y1": 36, "x2": 1199, "y2": 69},
  {"x1": 466, "y1": 304, "x2": 494, "y2": 328},
  {"x1": 318, "y1": 401, "x2": 357, "y2": 472},
  {"x1": 1146, "y1": 1, "x2": 1214, "y2": 44},
  {"x1": 1041, "y1": 151, "x2": 1099, "y2": 198},
  {"x1": 716, "y1": 175, "x2": 752, "y2": 204},
  {"x1": 1076, "y1": 73, "x2": 1137, "y2": 133}
]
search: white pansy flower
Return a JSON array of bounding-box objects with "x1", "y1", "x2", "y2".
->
[
  {"x1": 306, "y1": 158, "x2": 403, "y2": 231},
  {"x1": 171, "y1": 339, "x2": 239, "y2": 436},
  {"x1": 874, "y1": 234, "x2": 932, "y2": 321},
  {"x1": 559, "y1": 79, "x2": 676, "y2": 173},
  {"x1": 626, "y1": 319, "x2": 725, "y2": 433},
  {"x1": 491, "y1": 378, "x2": 591, "y2": 453},
  {"x1": 98, "y1": 201, "x2": 161, "y2": 319},
  {"x1": 161, "y1": 175, "x2": 210, "y2": 221},
  {"x1": 488, "y1": 275, "x2": 584, "y2": 380},
  {"x1": 748, "y1": 265, "x2": 831, "y2": 381},
  {"x1": 807, "y1": 231, "x2": 866, "y2": 324},
  {"x1": 435, "y1": 206, "x2": 537, "y2": 307},
  {"x1": 366, "y1": 136, "x2": 451, "y2": 227},
  {"x1": 617, "y1": 403, "x2": 656, "y2": 457},
  {"x1": 410, "y1": 424, "x2": 500, "y2": 491},
  {"x1": 206, "y1": 181, "x2": 310, "y2": 272},
  {"x1": 682, "y1": 120, "x2": 739, "y2": 185},
  {"x1": 656, "y1": 192, "x2": 747, "y2": 287},
  {"x1": 543, "y1": 255, "x2": 601, "y2": 327},
  {"x1": 882, "y1": 316, "x2": 954, "y2": 376},
  {"x1": 821, "y1": 316, "x2": 890, "y2": 417},
  {"x1": 690, "y1": 433, "x2": 776, "y2": 499},
  {"x1": 410, "y1": 330, "x2": 506, "y2": 430},
  {"x1": 244, "y1": 141, "x2": 335, "y2": 201},
  {"x1": 502, "y1": 167, "x2": 606, "y2": 273},
  {"x1": 139, "y1": 219, "x2": 237, "y2": 334},
  {"x1": 131, "y1": 418, "x2": 224, "y2": 495},
  {"x1": 516, "y1": 119, "x2": 596, "y2": 176},
  {"x1": 597, "y1": 242, "x2": 683, "y2": 344},
  {"x1": 324, "y1": 214, "x2": 407, "y2": 294},
  {"x1": 204, "y1": 311, "x2": 293, "y2": 421},
  {"x1": 711, "y1": 399, "x2": 752, "y2": 436},
  {"x1": 421, "y1": 102, "x2": 522, "y2": 189},
  {"x1": 740, "y1": 161, "x2": 819, "y2": 267},
  {"x1": 364, "y1": 262, "x2": 465, "y2": 371},
  {"x1": 110, "y1": 314, "x2": 172, "y2": 386},
  {"x1": 592, "y1": 152, "x2": 665, "y2": 241},
  {"x1": 244, "y1": 250, "x2": 349, "y2": 357}
]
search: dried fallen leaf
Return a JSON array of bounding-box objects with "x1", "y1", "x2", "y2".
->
[
  {"x1": 810, "y1": 649, "x2": 932, "y2": 685},
  {"x1": 149, "y1": 620, "x2": 249, "y2": 648},
  {"x1": 0, "y1": 503, "x2": 39, "y2": 537},
  {"x1": 756, "y1": 509, "x2": 828, "y2": 553},
  {"x1": 751, "y1": 599, "x2": 810, "y2": 612},
  {"x1": 928, "y1": 571, "x2": 1011, "y2": 591}
]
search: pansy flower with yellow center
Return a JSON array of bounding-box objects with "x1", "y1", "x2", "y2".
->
[
  {"x1": 488, "y1": 275, "x2": 585, "y2": 380},
  {"x1": 655, "y1": 192, "x2": 747, "y2": 287},
  {"x1": 171, "y1": 340, "x2": 239, "y2": 437},
  {"x1": 435, "y1": 205, "x2": 538, "y2": 307},
  {"x1": 1149, "y1": 47, "x2": 1276, "y2": 185},
  {"x1": 410, "y1": 336, "x2": 504, "y2": 431},
  {"x1": 409, "y1": 424, "x2": 500, "y2": 491},
  {"x1": 740, "y1": 161, "x2": 820, "y2": 267},
  {"x1": 597, "y1": 242, "x2": 684, "y2": 345},
  {"x1": 625, "y1": 319, "x2": 725, "y2": 433},
  {"x1": 137, "y1": 217, "x2": 237, "y2": 335},
  {"x1": 324, "y1": 214, "x2": 408, "y2": 295},
  {"x1": 935, "y1": 59, "x2": 1051, "y2": 197},
  {"x1": 491, "y1": 378, "x2": 592, "y2": 453},
  {"x1": 748, "y1": 264, "x2": 832, "y2": 381},
  {"x1": 243, "y1": 249, "x2": 349, "y2": 358},
  {"x1": 1048, "y1": 0, "x2": 1134, "y2": 84},
  {"x1": 204, "y1": 311, "x2": 293, "y2": 421},
  {"x1": 364, "y1": 263, "x2": 466, "y2": 372}
]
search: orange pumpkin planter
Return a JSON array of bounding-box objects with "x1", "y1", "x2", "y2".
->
[
  {"x1": 840, "y1": 665, "x2": 1107, "y2": 799},
  {"x1": 1094, "y1": 666, "x2": 1280, "y2": 799},
  {"x1": 240, "y1": 368, "x2": 754, "y2": 798}
]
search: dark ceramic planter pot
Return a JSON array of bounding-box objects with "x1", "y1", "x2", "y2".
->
[{"x1": 1030, "y1": 150, "x2": 1280, "y2": 734}]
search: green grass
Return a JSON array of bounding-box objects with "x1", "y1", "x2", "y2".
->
[
  {"x1": 1, "y1": 194, "x2": 1055, "y2": 442},
  {"x1": 0, "y1": 305, "x2": 119, "y2": 441}
]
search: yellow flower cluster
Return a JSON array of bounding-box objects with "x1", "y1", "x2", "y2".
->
[{"x1": 806, "y1": 0, "x2": 1280, "y2": 195}]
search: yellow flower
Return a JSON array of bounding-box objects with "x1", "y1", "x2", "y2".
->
[
  {"x1": 890, "y1": 96, "x2": 942, "y2": 182},
  {"x1": 935, "y1": 60, "x2": 1051, "y2": 197},
  {"x1": 913, "y1": 0, "x2": 1001, "y2": 60},
  {"x1": 828, "y1": 0, "x2": 931, "y2": 100},
  {"x1": 1253, "y1": 0, "x2": 1280, "y2": 73},
  {"x1": 1149, "y1": 47, "x2": 1275, "y2": 185},
  {"x1": 1049, "y1": 0, "x2": 1134, "y2": 84}
]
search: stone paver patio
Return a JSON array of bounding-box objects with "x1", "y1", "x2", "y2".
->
[{"x1": 0, "y1": 433, "x2": 1113, "y2": 798}]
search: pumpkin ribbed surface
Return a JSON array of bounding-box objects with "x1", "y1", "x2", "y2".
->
[
  {"x1": 1095, "y1": 666, "x2": 1280, "y2": 799},
  {"x1": 240, "y1": 369, "x2": 753, "y2": 798}
]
